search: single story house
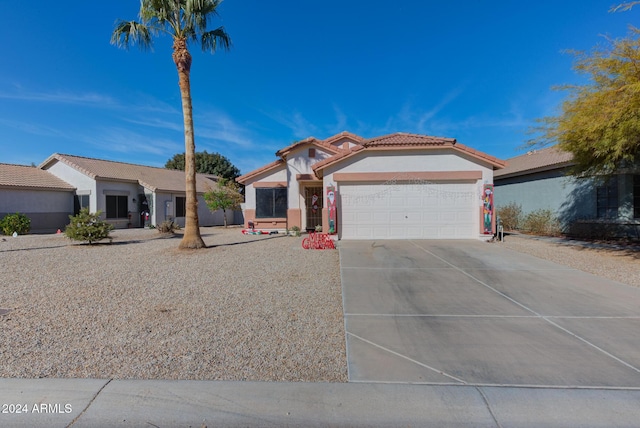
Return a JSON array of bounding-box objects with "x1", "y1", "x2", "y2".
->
[
  {"x1": 237, "y1": 132, "x2": 506, "y2": 240},
  {"x1": 40, "y1": 153, "x2": 240, "y2": 230},
  {"x1": 0, "y1": 154, "x2": 243, "y2": 234},
  {"x1": 0, "y1": 163, "x2": 76, "y2": 233},
  {"x1": 494, "y1": 146, "x2": 640, "y2": 238}
]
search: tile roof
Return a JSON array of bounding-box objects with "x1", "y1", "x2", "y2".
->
[
  {"x1": 494, "y1": 146, "x2": 574, "y2": 178},
  {"x1": 39, "y1": 154, "x2": 218, "y2": 193},
  {"x1": 0, "y1": 163, "x2": 75, "y2": 191},
  {"x1": 275, "y1": 136, "x2": 343, "y2": 158},
  {"x1": 238, "y1": 131, "x2": 507, "y2": 183},
  {"x1": 364, "y1": 132, "x2": 457, "y2": 147},
  {"x1": 312, "y1": 132, "x2": 506, "y2": 175},
  {"x1": 324, "y1": 131, "x2": 365, "y2": 146},
  {"x1": 236, "y1": 159, "x2": 286, "y2": 184}
]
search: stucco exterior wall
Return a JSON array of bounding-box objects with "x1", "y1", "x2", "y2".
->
[
  {"x1": 494, "y1": 170, "x2": 595, "y2": 227},
  {"x1": 95, "y1": 180, "x2": 141, "y2": 229},
  {"x1": 244, "y1": 184, "x2": 256, "y2": 208},
  {"x1": 151, "y1": 191, "x2": 238, "y2": 228},
  {"x1": 321, "y1": 150, "x2": 494, "y2": 214},
  {"x1": 242, "y1": 166, "x2": 287, "y2": 210},
  {"x1": 46, "y1": 162, "x2": 97, "y2": 211},
  {"x1": 329, "y1": 136, "x2": 359, "y2": 150},
  {"x1": 286, "y1": 146, "x2": 333, "y2": 210},
  {"x1": 322, "y1": 150, "x2": 493, "y2": 178},
  {"x1": 0, "y1": 188, "x2": 74, "y2": 233}
]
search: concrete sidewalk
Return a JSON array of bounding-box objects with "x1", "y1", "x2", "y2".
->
[{"x1": 1, "y1": 379, "x2": 640, "y2": 427}]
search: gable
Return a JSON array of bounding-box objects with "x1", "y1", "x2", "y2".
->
[{"x1": 324, "y1": 131, "x2": 364, "y2": 150}]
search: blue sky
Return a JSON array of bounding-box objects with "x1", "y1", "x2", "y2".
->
[{"x1": 0, "y1": 1, "x2": 636, "y2": 174}]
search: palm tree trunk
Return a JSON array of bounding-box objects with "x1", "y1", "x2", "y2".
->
[{"x1": 174, "y1": 38, "x2": 205, "y2": 249}]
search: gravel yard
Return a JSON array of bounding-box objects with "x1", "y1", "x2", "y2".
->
[
  {"x1": 499, "y1": 234, "x2": 640, "y2": 288},
  {"x1": 1, "y1": 228, "x2": 637, "y2": 382},
  {"x1": 0, "y1": 227, "x2": 347, "y2": 381}
]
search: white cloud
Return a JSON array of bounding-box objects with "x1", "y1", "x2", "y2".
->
[
  {"x1": 80, "y1": 127, "x2": 182, "y2": 157},
  {"x1": 0, "y1": 86, "x2": 179, "y2": 115},
  {"x1": 329, "y1": 105, "x2": 348, "y2": 134},
  {"x1": 0, "y1": 118, "x2": 67, "y2": 138},
  {"x1": 0, "y1": 89, "x2": 119, "y2": 108},
  {"x1": 260, "y1": 109, "x2": 319, "y2": 139},
  {"x1": 123, "y1": 117, "x2": 184, "y2": 132},
  {"x1": 195, "y1": 113, "x2": 256, "y2": 149}
]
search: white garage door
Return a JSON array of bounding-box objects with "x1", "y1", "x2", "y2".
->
[{"x1": 340, "y1": 182, "x2": 476, "y2": 239}]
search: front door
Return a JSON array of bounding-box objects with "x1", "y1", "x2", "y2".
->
[{"x1": 305, "y1": 187, "x2": 323, "y2": 231}]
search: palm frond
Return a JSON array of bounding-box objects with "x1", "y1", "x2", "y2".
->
[
  {"x1": 113, "y1": 0, "x2": 230, "y2": 51},
  {"x1": 610, "y1": 1, "x2": 640, "y2": 12},
  {"x1": 141, "y1": 0, "x2": 176, "y2": 23},
  {"x1": 201, "y1": 26, "x2": 231, "y2": 53},
  {"x1": 110, "y1": 20, "x2": 153, "y2": 50},
  {"x1": 185, "y1": 0, "x2": 223, "y2": 33}
]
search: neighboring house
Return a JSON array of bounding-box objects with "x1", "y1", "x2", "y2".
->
[
  {"x1": 237, "y1": 132, "x2": 506, "y2": 240},
  {"x1": 0, "y1": 163, "x2": 76, "y2": 233},
  {"x1": 494, "y1": 146, "x2": 640, "y2": 237},
  {"x1": 39, "y1": 153, "x2": 241, "y2": 229}
]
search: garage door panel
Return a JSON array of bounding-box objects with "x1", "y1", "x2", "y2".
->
[
  {"x1": 373, "y1": 212, "x2": 390, "y2": 223},
  {"x1": 389, "y1": 212, "x2": 407, "y2": 222},
  {"x1": 354, "y1": 212, "x2": 373, "y2": 222},
  {"x1": 341, "y1": 212, "x2": 357, "y2": 224},
  {"x1": 340, "y1": 182, "x2": 476, "y2": 240},
  {"x1": 388, "y1": 226, "x2": 408, "y2": 239}
]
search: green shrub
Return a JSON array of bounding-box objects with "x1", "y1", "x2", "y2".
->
[
  {"x1": 496, "y1": 202, "x2": 522, "y2": 231},
  {"x1": 290, "y1": 225, "x2": 301, "y2": 237},
  {"x1": 521, "y1": 209, "x2": 562, "y2": 236},
  {"x1": 0, "y1": 213, "x2": 31, "y2": 235},
  {"x1": 157, "y1": 220, "x2": 181, "y2": 234},
  {"x1": 64, "y1": 208, "x2": 114, "y2": 244}
]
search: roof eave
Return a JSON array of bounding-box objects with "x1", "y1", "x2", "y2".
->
[
  {"x1": 0, "y1": 184, "x2": 76, "y2": 192},
  {"x1": 495, "y1": 161, "x2": 574, "y2": 179},
  {"x1": 276, "y1": 139, "x2": 341, "y2": 159},
  {"x1": 236, "y1": 159, "x2": 286, "y2": 185}
]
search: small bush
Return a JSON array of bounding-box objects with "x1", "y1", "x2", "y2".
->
[
  {"x1": 0, "y1": 213, "x2": 31, "y2": 235},
  {"x1": 290, "y1": 225, "x2": 301, "y2": 237},
  {"x1": 497, "y1": 203, "x2": 522, "y2": 231},
  {"x1": 521, "y1": 209, "x2": 562, "y2": 236},
  {"x1": 65, "y1": 208, "x2": 114, "y2": 244},
  {"x1": 157, "y1": 220, "x2": 181, "y2": 234}
]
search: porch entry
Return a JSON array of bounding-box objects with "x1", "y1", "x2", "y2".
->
[{"x1": 305, "y1": 186, "x2": 323, "y2": 232}]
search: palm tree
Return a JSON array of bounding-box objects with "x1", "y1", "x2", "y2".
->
[{"x1": 111, "y1": 0, "x2": 231, "y2": 249}]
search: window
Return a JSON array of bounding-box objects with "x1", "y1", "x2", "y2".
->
[
  {"x1": 256, "y1": 188, "x2": 287, "y2": 218},
  {"x1": 176, "y1": 196, "x2": 186, "y2": 217},
  {"x1": 74, "y1": 194, "x2": 89, "y2": 215},
  {"x1": 634, "y1": 175, "x2": 640, "y2": 218},
  {"x1": 596, "y1": 176, "x2": 618, "y2": 219},
  {"x1": 106, "y1": 195, "x2": 128, "y2": 219}
]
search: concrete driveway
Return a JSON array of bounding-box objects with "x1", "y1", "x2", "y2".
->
[{"x1": 339, "y1": 240, "x2": 640, "y2": 387}]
